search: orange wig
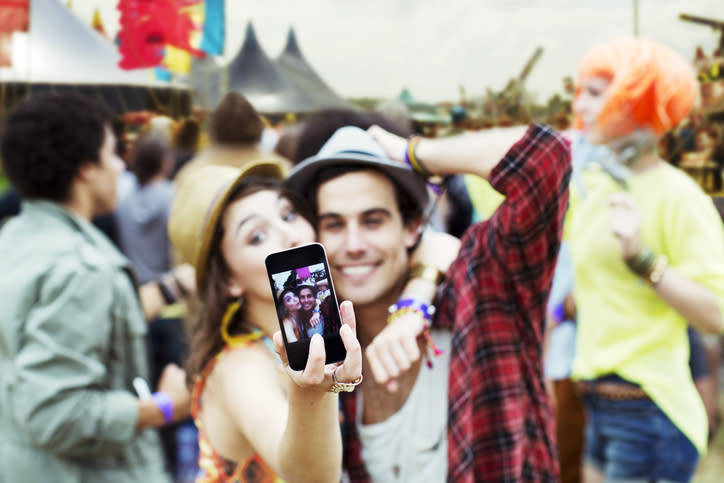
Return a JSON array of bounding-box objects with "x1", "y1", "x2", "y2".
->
[{"x1": 574, "y1": 37, "x2": 697, "y2": 139}]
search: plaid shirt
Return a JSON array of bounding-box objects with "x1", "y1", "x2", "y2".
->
[{"x1": 341, "y1": 124, "x2": 571, "y2": 482}]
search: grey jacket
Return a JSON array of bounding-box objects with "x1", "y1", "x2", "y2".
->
[{"x1": 0, "y1": 201, "x2": 168, "y2": 483}]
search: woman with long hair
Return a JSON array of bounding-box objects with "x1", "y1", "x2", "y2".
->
[
  {"x1": 168, "y1": 162, "x2": 362, "y2": 483},
  {"x1": 568, "y1": 37, "x2": 724, "y2": 482},
  {"x1": 278, "y1": 287, "x2": 303, "y2": 343}
]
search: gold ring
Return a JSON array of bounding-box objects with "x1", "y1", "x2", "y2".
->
[{"x1": 329, "y1": 366, "x2": 363, "y2": 393}]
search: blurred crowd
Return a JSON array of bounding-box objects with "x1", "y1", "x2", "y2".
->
[{"x1": 0, "y1": 35, "x2": 724, "y2": 483}]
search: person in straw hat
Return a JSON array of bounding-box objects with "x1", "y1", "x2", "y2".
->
[{"x1": 168, "y1": 161, "x2": 362, "y2": 483}]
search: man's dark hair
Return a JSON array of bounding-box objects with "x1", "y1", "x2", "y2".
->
[
  {"x1": 309, "y1": 164, "x2": 424, "y2": 229},
  {"x1": 291, "y1": 108, "x2": 412, "y2": 164},
  {"x1": 210, "y1": 92, "x2": 264, "y2": 145},
  {"x1": 1, "y1": 93, "x2": 110, "y2": 202},
  {"x1": 132, "y1": 135, "x2": 169, "y2": 185}
]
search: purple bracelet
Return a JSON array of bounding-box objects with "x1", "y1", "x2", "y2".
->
[{"x1": 151, "y1": 391, "x2": 174, "y2": 424}]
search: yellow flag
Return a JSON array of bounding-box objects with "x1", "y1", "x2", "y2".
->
[{"x1": 163, "y1": 45, "x2": 192, "y2": 74}]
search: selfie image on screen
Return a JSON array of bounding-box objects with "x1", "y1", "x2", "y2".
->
[{"x1": 272, "y1": 263, "x2": 340, "y2": 343}]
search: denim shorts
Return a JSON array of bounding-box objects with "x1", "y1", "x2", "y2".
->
[{"x1": 582, "y1": 394, "x2": 699, "y2": 482}]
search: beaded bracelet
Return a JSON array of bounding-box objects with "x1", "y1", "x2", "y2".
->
[{"x1": 387, "y1": 298, "x2": 443, "y2": 368}]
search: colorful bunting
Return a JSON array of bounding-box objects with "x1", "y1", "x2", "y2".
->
[
  {"x1": 91, "y1": 7, "x2": 109, "y2": 39},
  {"x1": 117, "y1": 0, "x2": 224, "y2": 71}
]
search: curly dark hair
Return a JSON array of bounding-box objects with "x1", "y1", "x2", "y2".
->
[
  {"x1": 1, "y1": 93, "x2": 110, "y2": 202},
  {"x1": 209, "y1": 92, "x2": 264, "y2": 145}
]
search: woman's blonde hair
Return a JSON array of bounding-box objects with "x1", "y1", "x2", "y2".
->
[{"x1": 574, "y1": 37, "x2": 697, "y2": 139}]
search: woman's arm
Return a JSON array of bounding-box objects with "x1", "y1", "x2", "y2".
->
[
  {"x1": 609, "y1": 192, "x2": 724, "y2": 334},
  {"x1": 217, "y1": 302, "x2": 361, "y2": 483},
  {"x1": 653, "y1": 269, "x2": 722, "y2": 333}
]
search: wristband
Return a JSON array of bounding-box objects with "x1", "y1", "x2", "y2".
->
[
  {"x1": 171, "y1": 272, "x2": 189, "y2": 297},
  {"x1": 151, "y1": 391, "x2": 174, "y2": 424},
  {"x1": 549, "y1": 302, "x2": 565, "y2": 324},
  {"x1": 408, "y1": 263, "x2": 445, "y2": 286},
  {"x1": 387, "y1": 298, "x2": 442, "y2": 369}
]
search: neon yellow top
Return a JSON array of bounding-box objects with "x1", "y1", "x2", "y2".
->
[
  {"x1": 568, "y1": 162, "x2": 724, "y2": 454},
  {"x1": 464, "y1": 174, "x2": 505, "y2": 222}
]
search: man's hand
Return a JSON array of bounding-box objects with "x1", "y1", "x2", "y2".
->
[
  {"x1": 367, "y1": 125, "x2": 407, "y2": 163},
  {"x1": 365, "y1": 312, "x2": 426, "y2": 392},
  {"x1": 309, "y1": 311, "x2": 322, "y2": 328},
  {"x1": 608, "y1": 192, "x2": 643, "y2": 260}
]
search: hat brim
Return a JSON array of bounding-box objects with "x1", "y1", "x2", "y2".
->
[
  {"x1": 285, "y1": 153, "x2": 429, "y2": 209},
  {"x1": 195, "y1": 162, "x2": 286, "y2": 288}
]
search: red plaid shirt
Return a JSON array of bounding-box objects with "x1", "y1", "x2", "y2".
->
[{"x1": 341, "y1": 124, "x2": 571, "y2": 482}]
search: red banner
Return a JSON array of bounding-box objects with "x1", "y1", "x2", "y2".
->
[
  {"x1": 0, "y1": 0, "x2": 28, "y2": 67},
  {"x1": 117, "y1": 0, "x2": 205, "y2": 70}
]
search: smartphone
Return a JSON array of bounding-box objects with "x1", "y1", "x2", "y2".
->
[{"x1": 265, "y1": 242, "x2": 346, "y2": 371}]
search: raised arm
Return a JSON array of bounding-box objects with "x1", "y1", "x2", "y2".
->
[
  {"x1": 216, "y1": 301, "x2": 362, "y2": 483},
  {"x1": 368, "y1": 125, "x2": 529, "y2": 180}
]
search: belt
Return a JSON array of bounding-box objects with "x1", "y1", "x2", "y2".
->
[{"x1": 576, "y1": 380, "x2": 649, "y2": 400}]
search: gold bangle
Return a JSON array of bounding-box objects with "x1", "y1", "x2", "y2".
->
[{"x1": 408, "y1": 263, "x2": 445, "y2": 285}]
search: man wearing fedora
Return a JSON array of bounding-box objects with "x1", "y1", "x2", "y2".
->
[
  {"x1": 287, "y1": 123, "x2": 571, "y2": 482},
  {"x1": 0, "y1": 94, "x2": 190, "y2": 482}
]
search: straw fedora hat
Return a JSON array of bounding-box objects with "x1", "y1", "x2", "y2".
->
[{"x1": 168, "y1": 161, "x2": 286, "y2": 288}]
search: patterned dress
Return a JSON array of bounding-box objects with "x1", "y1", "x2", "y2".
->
[{"x1": 192, "y1": 337, "x2": 285, "y2": 483}]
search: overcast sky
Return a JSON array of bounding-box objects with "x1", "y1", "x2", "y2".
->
[{"x1": 70, "y1": 0, "x2": 723, "y2": 103}]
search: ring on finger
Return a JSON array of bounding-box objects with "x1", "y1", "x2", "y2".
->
[{"x1": 329, "y1": 366, "x2": 363, "y2": 393}]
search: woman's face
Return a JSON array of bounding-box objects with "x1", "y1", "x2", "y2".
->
[
  {"x1": 219, "y1": 189, "x2": 316, "y2": 307},
  {"x1": 282, "y1": 290, "x2": 301, "y2": 313},
  {"x1": 573, "y1": 76, "x2": 612, "y2": 143}
]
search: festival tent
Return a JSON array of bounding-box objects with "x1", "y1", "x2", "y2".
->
[
  {"x1": 274, "y1": 27, "x2": 353, "y2": 111},
  {"x1": 0, "y1": 0, "x2": 190, "y2": 116},
  {"x1": 227, "y1": 22, "x2": 315, "y2": 115},
  {"x1": 188, "y1": 54, "x2": 225, "y2": 111}
]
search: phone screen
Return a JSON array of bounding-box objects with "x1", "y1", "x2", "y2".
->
[{"x1": 265, "y1": 243, "x2": 346, "y2": 371}]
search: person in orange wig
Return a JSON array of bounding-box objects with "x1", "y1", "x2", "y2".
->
[{"x1": 568, "y1": 37, "x2": 724, "y2": 483}]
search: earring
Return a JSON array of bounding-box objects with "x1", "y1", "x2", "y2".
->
[{"x1": 220, "y1": 298, "x2": 264, "y2": 347}]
